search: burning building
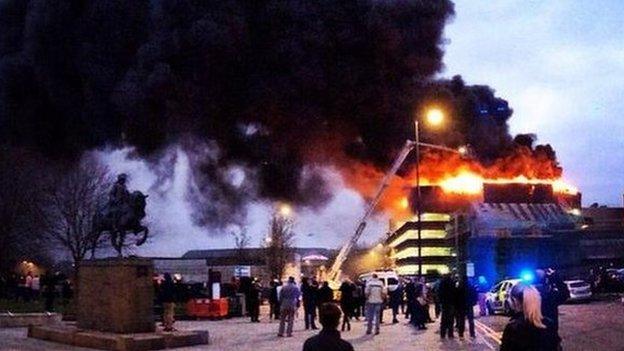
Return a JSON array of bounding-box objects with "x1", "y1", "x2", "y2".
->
[{"x1": 385, "y1": 179, "x2": 583, "y2": 280}]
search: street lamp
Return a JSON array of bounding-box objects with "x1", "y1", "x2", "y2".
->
[
  {"x1": 425, "y1": 108, "x2": 445, "y2": 126},
  {"x1": 278, "y1": 203, "x2": 292, "y2": 217},
  {"x1": 415, "y1": 108, "x2": 446, "y2": 277}
]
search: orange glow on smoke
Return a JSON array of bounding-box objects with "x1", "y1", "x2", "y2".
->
[{"x1": 338, "y1": 147, "x2": 578, "y2": 220}]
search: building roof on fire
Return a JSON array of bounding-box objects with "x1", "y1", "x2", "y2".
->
[{"x1": 471, "y1": 202, "x2": 578, "y2": 237}]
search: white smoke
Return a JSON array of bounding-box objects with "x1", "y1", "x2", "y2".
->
[{"x1": 95, "y1": 146, "x2": 388, "y2": 256}]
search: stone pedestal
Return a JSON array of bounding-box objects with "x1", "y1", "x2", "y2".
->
[{"x1": 77, "y1": 258, "x2": 155, "y2": 334}]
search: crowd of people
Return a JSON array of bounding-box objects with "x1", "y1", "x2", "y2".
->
[
  {"x1": 238, "y1": 268, "x2": 571, "y2": 351},
  {"x1": 0, "y1": 271, "x2": 73, "y2": 312},
  {"x1": 1, "y1": 264, "x2": 573, "y2": 350}
]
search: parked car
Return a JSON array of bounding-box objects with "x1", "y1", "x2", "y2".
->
[
  {"x1": 359, "y1": 270, "x2": 400, "y2": 292},
  {"x1": 564, "y1": 280, "x2": 592, "y2": 302},
  {"x1": 485, "y1": 279, "x2": 520, "y2": 315}
]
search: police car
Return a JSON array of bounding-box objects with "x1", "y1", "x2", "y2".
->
[{"x1": 485, "y1": 279, "x2": 521, "y2": 315}]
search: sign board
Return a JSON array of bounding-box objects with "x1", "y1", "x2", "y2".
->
[
  {"x1": 466, "y1": 262, "x2": 475, "y2": 278},
  {"x1": 234, "y1": 265, "x2": 251, "y2": 277}
]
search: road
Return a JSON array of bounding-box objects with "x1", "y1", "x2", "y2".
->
[{"x1": 477, "y1": 298, "x2": 624, "y2": 351}]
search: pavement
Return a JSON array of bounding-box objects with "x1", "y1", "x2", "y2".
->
[
  {"x1": 0, "y1": 308, "x2": 495, "y2": 351},
  {"x1": 477, "y1": 298, "x2": 624, "y2": 351}
]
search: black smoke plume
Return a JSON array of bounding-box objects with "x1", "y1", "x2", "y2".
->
[{"x1": 0, "y1": 1, "x2": 559, "y2": 228}]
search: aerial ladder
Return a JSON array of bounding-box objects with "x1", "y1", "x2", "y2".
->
[{"x1": 326, "y1": 139, "x2": 467, "y2": 288}]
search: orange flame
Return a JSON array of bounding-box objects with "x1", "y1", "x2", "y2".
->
[
  {"x1": 338, "y1": 148, "x2": 577, "y2": 220},
  {"x1": 429, "y1": 171, "x2": 578, "y2": 196}
]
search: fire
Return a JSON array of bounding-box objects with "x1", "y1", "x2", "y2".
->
[
  {"x1": 436, "y1": 172, "x2": 483, "y2": 194},
  {"x1": 337, "y1": 147, "x2": 578, "y2": 220},
  {"x1": 430, "y1": 171, "x2": 578, "y2": 195}
]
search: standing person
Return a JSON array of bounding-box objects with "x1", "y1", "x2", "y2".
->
[
  {"x1": 31, "y1": 275, "x2": 40, "y2": 300},
  {"x1": 412, "y1": 277, "x2": 427, "y2": 330},
  {"x1": 534, "y1": 269, "x2": 569, "y2": 333},
  {"x1": 500, "y1": 283, "x2": 558, "y2": 351},
  {"x1": 248, "y1": 278, "x2": 262, "y2": 323},
  {"x1": 404, "y1": 278, "x2": 416, "y2": 320},
  {"x1": 160, "y1": 273, "x2": 177, "y2": 332},
  {"x1": 317, "y1": 281, "x2": 334, "y2": 316},
  {"x1": 339, "y1": 279, "x2": 354, "y2": 331},
  {"x1": 278, "y1": 276, "x2": 301, "y2": 337},
  {"x1": 420, "y1": 276, "x2": 434, "y2": 323},
  {"x1": 466, "y1": 277, "x2": 479, "y2": 338},
  {"x1": 431, "y1": 277, "x2": 442, "y2": 319},
  {"x1": 364, "y1": 274, "x2": 386, "y2": 335},
  {"x1": 454, "y1": 276, "x2": 477, "y2": 338},
  {"x1": 399, "y1": 278, "x2": 408, "y2": 316},
  {"x1": 388, "y1": 279, "x2": 403, "y2": 324},
  {"x1": 438, "y1": 274, "x2": 456, "y2": 339},
  {"x1": 269, "y1": 279, "x2": 280, "y2": 320},
  {"x1": 41, "y1": 273, "x2": 57, "y2": 312},
  {"x1": 24, "y1": 272, "x2": 33, "y2": 302},
  {"x1": 355, "y1": 281, "x2": 366, "y2": 319},
  {"x1": 476, "y1": 276, "x2": 489, "y2": 316},
  {"x1": 302, "y1": 303, "x2": 354, "y2": 351},
  {"x1": 302, "y1": 277, "x2": 319, "y2": 330},
  {"x1": 61, "y1": 279, "x2": 73, "y2": 307}
]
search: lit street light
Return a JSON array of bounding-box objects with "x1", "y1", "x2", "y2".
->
[
  {"x1": 425, "y1": 108, "x2": 445, "y2": 126},
  {"x1": 278, "y1": 203, "x2": 292, "y2": 217}
]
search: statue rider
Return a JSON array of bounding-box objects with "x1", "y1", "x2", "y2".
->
[{"x1": 108, "y1": 173, "x2": 130, "y2": 229}]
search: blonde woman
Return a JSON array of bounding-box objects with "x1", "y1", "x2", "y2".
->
[{"x1": 500, "y1": 283, "x2": 559, "y2": 351}]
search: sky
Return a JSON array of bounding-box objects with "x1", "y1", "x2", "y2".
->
[
  {"x1": 101, "y1": 1, "x2": 624, "y2": 257},
  {"x1": 444, "y1": 0, "x2": 624, "y2": 206}
]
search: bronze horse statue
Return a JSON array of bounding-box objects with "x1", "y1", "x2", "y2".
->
[{"x1": 93, "y1": 191, "x2": 149, "y2": 256}]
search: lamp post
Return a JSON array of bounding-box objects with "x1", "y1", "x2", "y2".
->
[{"x1": 415, "y1": 108, "x2": 445, "y2": 277}]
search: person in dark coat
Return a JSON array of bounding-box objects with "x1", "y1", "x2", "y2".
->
[
  {"x1": 352, "y1": 281, "x2": 365, "y2": 320},
  {"x1": 455, "y1": 276, "x2": 477, "y2": 338},
  {"x1": 160, "y1": 273, "x2": 177, "y2": 332},
  {"x1": 269, "y1": 279, "x2": 281, "y2": 320},
  {"x1": 411, "y1": 278, "x2": 427, "y2": 330},
  {"x1": 248, "y1": 278, "x2": 262, "y2": 322},
  {"x1": 500, "y1": 283, "x2": 559, "y2": 351},
  {"x1": 317, "y1": 281, "x2": 334, "y2": 316},
  {"x1": 302, "y1": 277, "x2": 319, "y2": 330},
  {"x1": 42, "y1": 272, "x2": 57, "y2": 312},
  {"x1": 303, "y1": 303, "x2": 354, "y2": 351},
  {"x1": 438, "y1": 275, "x2": 456, "y2": 339},
  {"x1": 388, "y1": 280, "x2": 403, "y2": 324},
  {"x1": 404, "y1": 278, "x2": 416, "y2": 320},
  {"x1": 338, "y1": 279, "x2": 354, "y2": 331},
  {"x1": 534, "y1": 269, "x2": 569, "y2": 334}
]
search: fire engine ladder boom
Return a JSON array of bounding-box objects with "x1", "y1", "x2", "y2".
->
[{"x1": 327, "y1": 140, "x2": 416, "y2": 284}]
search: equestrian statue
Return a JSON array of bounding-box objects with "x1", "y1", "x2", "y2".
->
[{"x1": 93, "y1": 173, "x2": 149, "y2": 256}]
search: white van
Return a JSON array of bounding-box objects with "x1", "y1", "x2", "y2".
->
[{"x1": 359, "y1": 270, "x2": 400, "y2": 292}]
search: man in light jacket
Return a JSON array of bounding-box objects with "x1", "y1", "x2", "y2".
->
[
  {"x1": 365, "y1": 274, "x2": 386, "y2": 335},
  {"x1": 278, "y1": 276, "x2": 301, "y2": 337}
]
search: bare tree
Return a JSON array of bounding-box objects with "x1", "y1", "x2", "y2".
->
[
  {"x1": 231, "y1": 227, "x2": 251, "y2": 262},
  {"x1": 40, "y1": 155, "x2": 113, "y2": 268},
  {"x1": 263, "y1": 213, "x2": 296, "y2": 280}
]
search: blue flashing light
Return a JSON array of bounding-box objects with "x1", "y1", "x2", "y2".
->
[{"x1": 520, "y1": 270, "x2": 535, "y2": 283}]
